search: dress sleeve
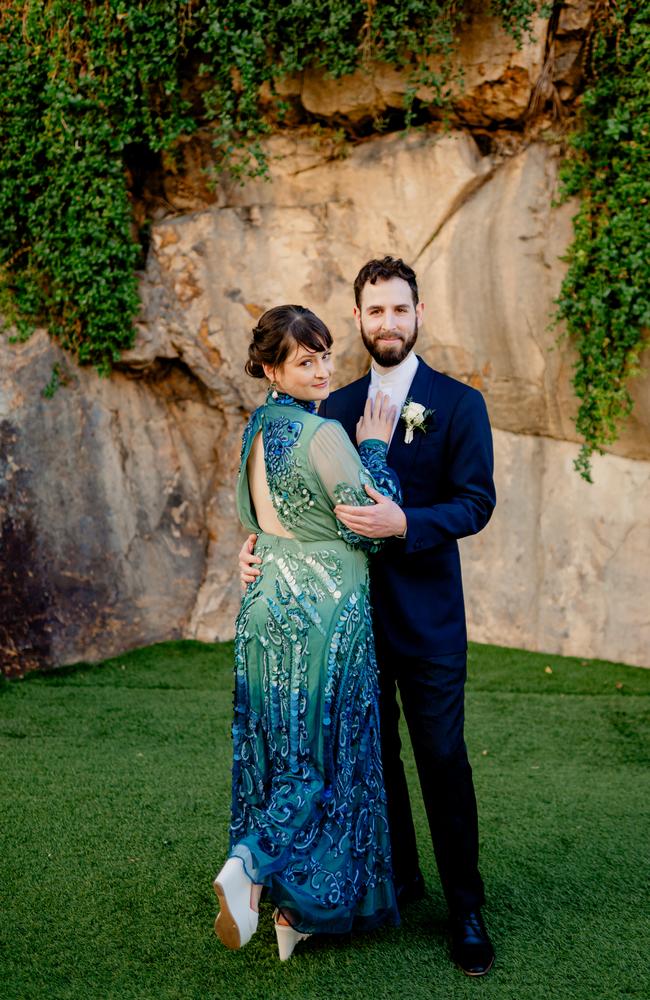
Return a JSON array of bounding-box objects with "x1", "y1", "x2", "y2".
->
[{"x1": 309, "y1": 420, "x2": 402, "y2": 552}]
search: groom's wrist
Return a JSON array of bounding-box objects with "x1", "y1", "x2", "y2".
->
[{"x1": 393, "y1": 509, "x2": 408, "y2": 538}]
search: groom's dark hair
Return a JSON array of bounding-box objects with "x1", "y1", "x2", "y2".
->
[{"x1": 353, "y1": 256, "x2": 419, "y2": 309}]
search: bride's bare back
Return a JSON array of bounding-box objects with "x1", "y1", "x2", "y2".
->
[{"x1": 246, "y1": 432, "x2": 295, "y2": 538}]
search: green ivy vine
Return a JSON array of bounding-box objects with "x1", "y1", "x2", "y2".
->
[
  {"x1": 0, "y1": 1, "x2": 542, "y2": 376},
  {"x1": 555, "y1": 0, "x2": 650, "y2": 480},
  {"x1": 3, "y1": 1, "x2": 648, "y2": 479}
]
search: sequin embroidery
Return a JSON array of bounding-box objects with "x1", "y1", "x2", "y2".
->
[{"x1": 230, "y1": 392, "x2": 401, "y2": 934}]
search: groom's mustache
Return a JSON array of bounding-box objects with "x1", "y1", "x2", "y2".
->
[{"x1": 370, "y1": 330, "x2": 405, "y2": 341}]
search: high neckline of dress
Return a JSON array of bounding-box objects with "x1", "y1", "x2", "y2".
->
[{"x1": 266, "y1": 389, "x2": 318, "y2": 414}]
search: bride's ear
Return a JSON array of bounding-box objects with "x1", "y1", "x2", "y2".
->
[{"x1": 262, "y1": 364, "x2": 276, "y2": 383}]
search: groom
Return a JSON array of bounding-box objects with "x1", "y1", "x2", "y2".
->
[{"x1": 241, "y1": 256, "x2": 496, "y2": 975}]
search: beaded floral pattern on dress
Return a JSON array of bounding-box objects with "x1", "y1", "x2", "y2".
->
[
  {"x1": 232, "y1": 555, "x2": 392, "y2": 922},
  {"x1": 358, "y1": 439, "x2": 402, "y2": 502},
  {"x1": 263, "y1": 417, "x2": 319, "y2": 529},
  {"x1": 230, "y1": 393, "x2": 401, "y2": 933}
]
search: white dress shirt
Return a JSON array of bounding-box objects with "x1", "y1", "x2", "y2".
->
[{"x1": 368, "y1": 351, "x2": 419, "y2": 446}]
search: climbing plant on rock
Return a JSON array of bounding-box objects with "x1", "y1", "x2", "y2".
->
[
  {"x1": 3, "y1": 1, "x2": 648, "y2": 481},
  {"x1": 0, "y1": 1, "x2": 196, "y2": 372},
  {"x1": 555, "y1": 0, "x2": 650, "y2": 480},
  {"x1": 0, "y1": 1, "x2": 544, "y2": 375}
]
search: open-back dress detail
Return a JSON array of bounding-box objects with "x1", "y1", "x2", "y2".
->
[{"x1": 230, "y1": 390, "x2": 401, "y2": 934}]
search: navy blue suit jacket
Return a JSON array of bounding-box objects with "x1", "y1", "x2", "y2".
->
[{"x1": 319, "y1": 357, "x2": 496, "y2": 657}]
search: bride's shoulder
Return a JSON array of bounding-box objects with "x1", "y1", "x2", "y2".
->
[
  {"x1": 309, "y1": 416, "x2": 352, "y2": 455},
  {"x1": 312, "y1": 412, "x2": 346, "y2": 433}
]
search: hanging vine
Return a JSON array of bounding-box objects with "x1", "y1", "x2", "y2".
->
[
  {"x1": 555, "y1": 0, "x2": 650, "y2": 480},
  {"x1": 2, "y1": 1, "x2": 647, "y2": 478},
  {"x1": 0, "y1": 1, "x2": 544, "y2": 374}
]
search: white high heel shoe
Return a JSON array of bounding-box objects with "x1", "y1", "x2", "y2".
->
[
  {"x1": 273, "y1": 909, "x2": 311, "y2": 961},
  {"x1": 213, "y1": 857, "x2": 259, "y2": 949}
]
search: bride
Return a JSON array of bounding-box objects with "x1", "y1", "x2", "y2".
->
[{"x1": 213, "y1": 304, "x2": 402, "y2": 959}]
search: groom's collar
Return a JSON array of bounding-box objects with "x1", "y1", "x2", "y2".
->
[
  {"x1": 346, "y1": 354, "x2": 433, "y2": 403},
  {"x1": 369, "y1": 350, "x2": 419, "y2": 391}
]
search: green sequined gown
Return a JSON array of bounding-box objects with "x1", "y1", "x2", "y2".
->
[{"x1": 230, "y1": 391, "x2": 402, "y2": 934}]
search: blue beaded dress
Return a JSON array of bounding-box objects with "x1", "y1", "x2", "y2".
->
[{"x1": 230, "y1": 391, "x2": 402, "y2": 934}]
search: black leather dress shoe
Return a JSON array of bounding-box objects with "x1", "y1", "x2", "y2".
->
[
  {"x1": 395, "y1": 871, "x2": 426, "y2": 905},
  {"x1": 450, "y1": 910, "x2": 495, "y2": 976}
]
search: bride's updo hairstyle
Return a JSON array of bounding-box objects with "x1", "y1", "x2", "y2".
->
[{"x1": 245, "y1": 304, "x2": 333, "y2": 378}]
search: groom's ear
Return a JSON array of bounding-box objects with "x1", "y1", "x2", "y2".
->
[
  {"x1": 416, "y1": 301, "x2": 424, "y2": 324},
  {"x1": 353, "y1": 306, "x2": 362, "y2": 333}
]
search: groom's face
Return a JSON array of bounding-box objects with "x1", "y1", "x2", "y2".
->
[{"x1": 354, "y1": 276, "x2": 424, "y2": 368}]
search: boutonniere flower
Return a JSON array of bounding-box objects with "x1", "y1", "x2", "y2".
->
[{"x1": 401, "y1": 398, "x2": 435, "y2": 444}]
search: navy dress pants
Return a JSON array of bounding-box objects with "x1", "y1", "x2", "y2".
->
[{"x1": 375, "y1": 634, "x2": 485, "y2": 916}]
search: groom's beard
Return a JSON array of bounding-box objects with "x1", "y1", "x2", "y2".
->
[{"x1": 360, "y1": 317, "x2": 419, "y2": 368}]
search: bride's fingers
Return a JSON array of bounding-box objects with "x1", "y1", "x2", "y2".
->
[
  {"x1": 376, "y1": 391, "x2": 389, "y2": 419},
  {"x1": 376, "y1": 397, "x2": 390, "y2": 427},
  {"x1": 379, "y1": 393, "x2": 395, "y2": 425},
  {"x1": 358, "y1": 394, "x2": 395, "y2": 440}
]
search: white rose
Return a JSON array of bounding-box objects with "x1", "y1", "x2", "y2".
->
[
  {"x1": 401, "y1": 400, "x2": 429, "y2": 443},
  {"x1": 402, "y1": 401, "x2": 426, "y2": 425}
]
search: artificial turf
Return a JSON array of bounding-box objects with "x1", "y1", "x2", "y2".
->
[{"x1": 1, "y1": 640, "x2": 648, "y2": 1000}]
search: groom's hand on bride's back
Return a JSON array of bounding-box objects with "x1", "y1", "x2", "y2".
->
[
  {"x1": 239, "y1": 534, "x2": 261, "y2": 587},
  {"x1": 335, "y1": 485, "x2": 407, "y2": 539}
]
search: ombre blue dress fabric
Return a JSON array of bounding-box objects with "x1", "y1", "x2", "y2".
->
[{"x1": 230, "y1": 391, "x2": 401, "y2": 934}]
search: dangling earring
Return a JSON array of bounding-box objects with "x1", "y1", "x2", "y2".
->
[{"x1": 270, "y1": 380, "x2": 279, "y2": 399}]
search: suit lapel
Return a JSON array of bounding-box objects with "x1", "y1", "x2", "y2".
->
[
  {"x1": 333, "y1": 359, "x2": 437, "y2": 487},
  {"x1": 341, "y1": 372, "x2": 371, "y2": 439},
  {"x1": 387, "y1": 357, "x2": 436, "y2": 484}
]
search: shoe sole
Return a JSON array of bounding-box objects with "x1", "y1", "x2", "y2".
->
[
  {"x1": 213, "y1": 878, "x2": 242, "y2": 950},
  {"x1": 457, "y1": 955, "x2": 495, "y2": 977}
]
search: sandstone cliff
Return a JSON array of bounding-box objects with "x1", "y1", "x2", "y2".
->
[{"x1": 2, "y1": 1, "x2": 648, "y2": 673}]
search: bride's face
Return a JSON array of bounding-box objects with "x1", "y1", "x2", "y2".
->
[{"x1": 272, "y1": 342, "x2": 334, "y2": 401}]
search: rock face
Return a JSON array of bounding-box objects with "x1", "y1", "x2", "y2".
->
[
  {"x1": 0, "y1": 333, "x2": 226, "y2": 674},
  {"x1": 462, "y1": 431, "x2": 650, "y2": 668},
  {"x1": 263, "y1": 0, "x2": 588, "y2": 129},
  {"x1": 135, "y1": 126, "x2": 650, "y2": 461},
  {"x1": 294, "y1": 4, "x2": 549, "y2": 127},
  {"x1": 3, "y1": 1, "x2": 649, "y2": 673}
]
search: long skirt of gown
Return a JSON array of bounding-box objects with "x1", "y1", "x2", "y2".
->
[{"x1": 230, "y1": 531, "x2": 398, "y2": 934}]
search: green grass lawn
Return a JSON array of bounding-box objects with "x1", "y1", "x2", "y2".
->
[{"x1": 1, "y1": 641, "x2": 649, "y2": 1000}]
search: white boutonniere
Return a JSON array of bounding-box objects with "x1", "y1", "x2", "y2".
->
[{"x1": 401, "y1": 398, "x2": 435, "y2": 444}]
